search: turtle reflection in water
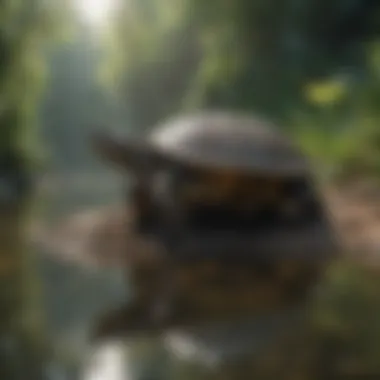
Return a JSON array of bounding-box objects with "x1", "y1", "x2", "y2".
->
[{"x1": 89, "y1": 111, "x2": 338, "y2": 341}]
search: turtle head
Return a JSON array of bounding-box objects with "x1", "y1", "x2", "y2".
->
[
  {"x1": 91, "y1": 130, "x2": 188, "y2": 233},
  {"x1": 91, "y1": 130, "x2": 152, "y2": 173}
]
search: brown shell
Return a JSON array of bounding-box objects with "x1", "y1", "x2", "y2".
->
[{"x1": 149, "y1": 112, "x2": 308, "y2": 175}]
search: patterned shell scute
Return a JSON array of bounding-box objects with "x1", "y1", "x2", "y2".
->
[{"x1": 150, "y1": 112, "x2": 308, "y2": 174}]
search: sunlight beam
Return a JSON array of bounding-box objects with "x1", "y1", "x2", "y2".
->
[{"x1": 73, "y1": 0, "x2": 120, "y2": 28}]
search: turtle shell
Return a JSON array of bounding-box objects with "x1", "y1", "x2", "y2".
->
[
  {"x1": 92, "y1": 111, "x2": 309, "y2": 176},
  {"x1": 149, "y1": 112, "x2": 308, "y2": 175}
]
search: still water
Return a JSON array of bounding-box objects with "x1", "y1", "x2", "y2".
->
[
  {"x1": 32, "y1": 172, "x2": 188, "y2": 380},
  {"x1": 29, "y1": 172, "x2": 311, "y2": 380},
  {"x1": 33, "y1": 172, "x2": 130, "y2": 378},
  {"x1": 18, "y1": 171, "x2": 380, "y2": 380}
]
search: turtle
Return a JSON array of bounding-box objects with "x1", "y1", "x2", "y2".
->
[{"x1": 87, "y1": 111, "x2": 339, "y2": 341}]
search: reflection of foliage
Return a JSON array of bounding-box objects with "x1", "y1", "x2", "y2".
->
[
  {"x1": 310, "y1": 261, "x2": 380, "y2": 377},
  {"x1": 115, "y1": 261, "x2": 380, "y2": 379},
  {"x1": 165, "y1": 261, "x2": 380, "y2": 379},
  {"x1": 0, "y1": 203, "x2": 49, "y2": 379}
]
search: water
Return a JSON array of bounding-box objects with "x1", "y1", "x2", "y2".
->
[
  {"x1": 28, "y1": 171, "x2": 335, "y2": 379},
  {"x1": 82, "y1": 343, "x2": 128, "y2": 380},
  {"x1": 33, "y1": 172, "x2": 128, "y2": 375},
  {"x1": 25, "y1": 171, "x2": 180, "y2": 380}
]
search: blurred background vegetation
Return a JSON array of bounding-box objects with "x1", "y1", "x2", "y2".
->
[
  {"x1": 1, "y1": 0, "x2": 380, "y2": 379},
  {"x1": 109, "y1": 0, "x2": 380, "y2": 181},
  {"x1": 3, "y1": 0, "x2": 380, "y2": 184}
]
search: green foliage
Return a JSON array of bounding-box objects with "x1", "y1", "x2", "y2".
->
[
  {"x1": 86, "y1": 0, "x2": 379, "y2": 175},
  {"x1": 294, "y1": 39, "x2": 380, "y2": 180},
  {"x1": 311, "y1": 261, "x2": 380, "y2": 374},
  {"x1": 0, "y1": 0, "x2": 68, "y2": 176},
  {"x1": 109, "y1": 0, "x2": 380, "y2": 178},
  {"x1": 186, "y1": 0, "x2": 380, "y2": 118}
]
